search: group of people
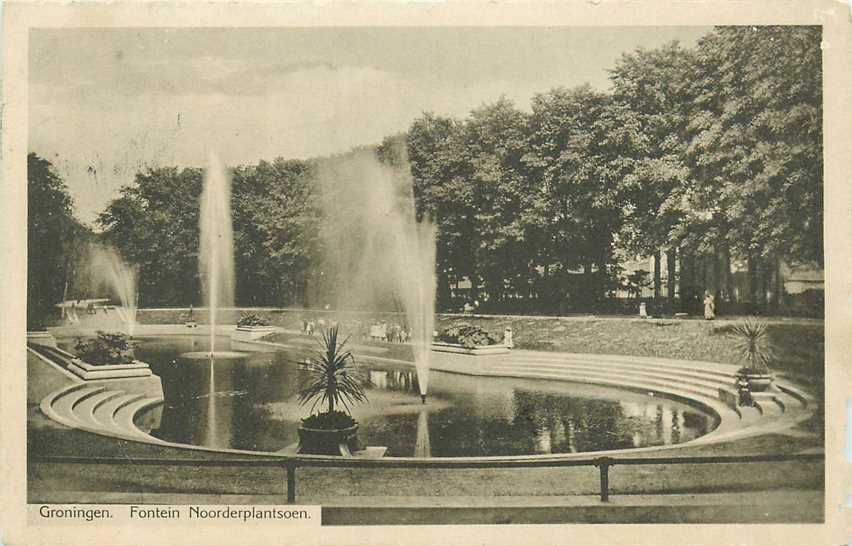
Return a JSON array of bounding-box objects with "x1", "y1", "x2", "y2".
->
[
  {"x1": 299, "y1": 316, "x2": 416, "y2": 344},
  {"x1": 301, "y1": 317, "x2": 339, "y2": 336},
  {"x1": 366, "y1": 320, "x2": 411, "y2": 343}
]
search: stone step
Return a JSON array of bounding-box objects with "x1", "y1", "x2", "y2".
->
[
  {"x1": 507, "y1": 352, "x2": 738, "y2": 380},
  {"x1": 774, "y1": 383, "x2": 815, "y2": 408},
  {"x1": 487, "y1": 368, "x2": 722, "y2": 402},
  {"x1": 487, "y1": 357, "x2": 735, "y2": 386},
  {"x1": 94, "y1": 392, "x2": 144, "y2": 431},
  {"x1": 737, "y1": 404, "x2": 763, "y2": 425},
  {"x1": 49, "y1": 386, "x2": 107, "y2": 428},
  {"x1": 488, "y1": 362, "x2": 731, "y2": 394},
  {"x1": 752, "y1": 396, "x2": 785, "y2": 418},
  {"x1": 112, "y1": 396, "x2": 165, "y2": 440},
  {"x1": 72, "y1": 389, "x2": 125, "y2": 429},
  {"x1": 485, "y1": 369, "x2": 738, "y2": 427},
  {"x1": 39, "y1": 383, "x2": 90, "y2": 429},
  {"x1": 773, "y1": 390, "x2": 811, "y2": 411}
]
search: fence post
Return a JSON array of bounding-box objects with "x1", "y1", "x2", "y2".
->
[
  {"x1": 596, "y1": 458, "x2": 612, "y2": 503},
  {"x1": 286, "y1": 462, "x2": 296, "y2": 504}
]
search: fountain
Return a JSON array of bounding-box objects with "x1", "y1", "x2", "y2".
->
[
  {"x1": 199, "y1": 152, "x2": 235, "y2": 356},
  {"x1": 89, "y1": 245, "x2": 138, "y2": 337},
  {"x1": 390, "y1": 214, "x2": 437, "y2": 401},
  {"x1": 317, "y1": 152, "x2": 437, "y2": 400}
]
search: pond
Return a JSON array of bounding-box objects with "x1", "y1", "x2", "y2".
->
[{"x1": 132, "y1": 336, "x2": 714, "y2": 457}]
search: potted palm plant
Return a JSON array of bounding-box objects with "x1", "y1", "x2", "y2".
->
[
  {"x1": 729, "y1": 318, "x2": 775, "y2": 392},
  {"x1": 296, "y1": 325, "x2": 368, "y2": 456}
]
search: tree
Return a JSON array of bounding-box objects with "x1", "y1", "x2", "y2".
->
[
  {"x1": 27, "y1": 153, "x2": 88, "y2": 329},
  {"x1": 457, "y1": 98, "x2": 532, "y2": 306},
  {"x1": 231, "y1": 158, "x2": 319, "y2": 306},
  {"x1": 101, "y1": 159, "x2": 321, "y2": 308},
  {"x1": 406, "y1": 112, "x2": 475, "y2": 307},
  {"x1": 681, "y1": 26, "x2": 823, "y2": 308},
  {"x1": 524, "y1": 85, "x2": 639, "y2": 309},
  {"x1": 99, "y1": 166, "x2": 203, "y2": 306},
  {"x1": 609, "y1": 42, "x2": 695, "y2": 308}
]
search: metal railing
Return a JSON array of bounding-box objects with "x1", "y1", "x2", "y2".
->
[{"x1": 30, "y1": 452, "x2": 824, "y2": 504}]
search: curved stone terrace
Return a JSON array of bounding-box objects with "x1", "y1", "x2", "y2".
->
[{"x1": 27, "y1": 321, "x2": 824, "y2": 523}]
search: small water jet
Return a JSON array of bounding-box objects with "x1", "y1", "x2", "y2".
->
[
  {"x1": 198, "y1": 152, "x2": 235, "y2": 356},
  {"x1": 89, "y1": 245, "x2": 138, "y2": 337}
]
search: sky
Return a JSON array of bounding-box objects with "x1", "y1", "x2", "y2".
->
[{"x1": 29, "y1": 26, "x2": 711, "y2": 225}]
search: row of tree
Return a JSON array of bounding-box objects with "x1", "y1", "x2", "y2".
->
[
  {"x1": 403, "y1": 26, "x2": 822, "y2": 313},
  {"x1": 29, "y1": 26, "x2": 823, "y2": 320}
]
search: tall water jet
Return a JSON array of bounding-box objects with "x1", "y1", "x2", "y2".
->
[
  {"x1": 392, "y1": 219, "x2": 436, "y2": 398},
  {"x1": 199, "y1": 152, "x2": 235, "y2": 355},
  {"x1": 316, "y1": 151, "x2": 437, "y2": 397},
  {"x1": 89, "y1": 245, "x2": 138, "y2": 337}
]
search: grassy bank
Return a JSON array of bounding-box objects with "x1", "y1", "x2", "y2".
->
[{"x1": 136, "y1": 309, "x2": 823, "y2": 383}]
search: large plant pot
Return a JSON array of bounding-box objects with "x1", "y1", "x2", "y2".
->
[
  {"x1": 743, "y1": 373, "x2": 774, "y2": 392},
  {"x1": 297, "y1": 424, "x2": 360, "y2": 456}
]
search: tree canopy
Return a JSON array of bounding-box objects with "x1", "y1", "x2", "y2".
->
[{"x1": 32, "y1": 26, "x2": 823, "y2": 317}]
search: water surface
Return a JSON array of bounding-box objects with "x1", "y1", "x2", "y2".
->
[{"x1": 132, "y1": 336, "x2": 713, "y2": 457}]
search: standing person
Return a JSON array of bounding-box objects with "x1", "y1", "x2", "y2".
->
[
  {"x1": 503, "y1": 327, "x2": 514, "y2": 349},
  {"x1": 703, "y1": 291, "x2": 716, "y2": 320}
]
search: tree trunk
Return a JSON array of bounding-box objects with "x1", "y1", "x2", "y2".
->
[
  {"x1": 583, "y1": 260, "x2": 594, "y2": 311},
  {"x1": 722, "y1": 244, "x2": 734, "y2": 304},
  {"x1": 757, "y1": 260, "x2": 769, "y2": 309},
  {"x1": 678, "y1": 252, "x2": 688, "y2": 312},
  {"x1": 747, "y1": 255, "x2": 758, "y2": 312},
  {"x1": 772, "y1": 255, "x2": 783, "y2": 310},
  {"x1": 666, "y1": 248, "x2": 676, "y2": 310},
  {"x1": 653, "y1": 251, "x2": 662, "y2": 302},
  {"x1": 712, "y1": 247, "x2": 722, "y2": 309}
]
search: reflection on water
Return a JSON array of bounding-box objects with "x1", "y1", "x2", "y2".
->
[
  {"x1": 414, "y1": 410, "x2": 431, "y2": 458},
  {"x1": 133, "y1": 337, "x2": 712, "y2": 457}
]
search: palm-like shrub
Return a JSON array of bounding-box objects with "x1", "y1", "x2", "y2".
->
[
  {"x1": 729, "y1": 319, "x2": 774, "y2": 374},
  {"x1": 297, "y1": 325, "x2": 367, "y2": 426}
]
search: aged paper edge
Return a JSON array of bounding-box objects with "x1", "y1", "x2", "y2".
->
[{"x1": 2, "y1": 1, "x2": 850, "y2": 545}]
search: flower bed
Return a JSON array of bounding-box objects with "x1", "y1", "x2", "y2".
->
[
  {"x1": 232, "y1": 314, "x2": 277, "y2": 341},
  {"x1": 432, "y1": 324, "x2": 509, "y2": 355},
  {"x1": 68, "y1": 331, "x2": 152, "y2": 380}
]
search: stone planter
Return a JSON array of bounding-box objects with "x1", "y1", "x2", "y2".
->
[
  {"x1": 431, "y1": 341, "x2": 510, "y2": 356},
  {"x1": 742, "y1": 372, "x2": 774, "y2": 392},
  {"x1": 231, "y1": 325, "x2": 277, "y2": 342},
  {"x1": 297, "y1": 424, "x2": 361, "y2": 456},
  {"x1": 27, "y1": 331, "x2": 57, "y2": 348},
  {"x1": 67, "y1": 358, "x2": 153, "y2": 380}
]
